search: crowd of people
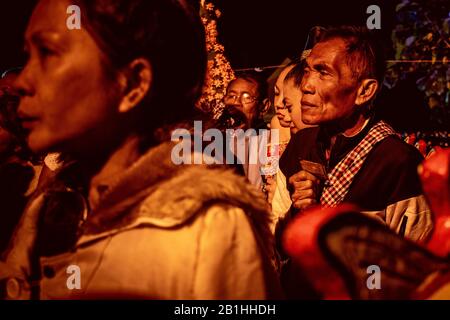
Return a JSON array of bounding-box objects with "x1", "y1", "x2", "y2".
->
[{"x1": 0, "y1": 0, "x2": 448, "y2": 300}]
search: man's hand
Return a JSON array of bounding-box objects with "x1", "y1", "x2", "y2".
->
[{"x1": 289, "y1": 170, "x2": 321, "y2": 211}]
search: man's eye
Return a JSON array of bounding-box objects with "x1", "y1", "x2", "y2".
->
[{"x1": 316, "y1": 67, "x2": 330, "y2": 77}]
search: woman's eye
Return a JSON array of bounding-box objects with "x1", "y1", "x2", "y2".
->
[{"x1": 317, "y1": 68, "x2": 331, "y2": 77}]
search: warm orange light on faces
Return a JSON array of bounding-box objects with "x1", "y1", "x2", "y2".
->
[
  {"x1": 274, "y1": 65, "x2": 294, "y2": 128},
  {"x1": 15, "y1": 0, "x2": 122, "y2": 154},
  {"x1": 301, "y1": 38, "x2": 359, "y2": 126},
  {"x1": 224, "y1": 78, "x2": 259, "y2": 125},
  {"x1": 283, "y1": 78, "x2": 313, "y2": 134}
]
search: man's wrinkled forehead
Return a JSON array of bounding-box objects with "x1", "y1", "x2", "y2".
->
[{"x1": 306, "y1": 38, "x2": 354, "y2": 78}]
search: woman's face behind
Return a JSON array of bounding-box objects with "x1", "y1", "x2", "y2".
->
[
  {"x1": 274, "y1": 65, "x2": 294, "y2": 128},
  {"x1": 15, "y1": 0, "x2": 121, "y2": 155}
]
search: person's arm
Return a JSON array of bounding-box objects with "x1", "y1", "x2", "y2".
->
[
  {"x1": 361, "y1": 143, "x2": 433, "y2": 243},
  {"x1": 266, "y1": 169, "x2": 292, "y2": 234}
]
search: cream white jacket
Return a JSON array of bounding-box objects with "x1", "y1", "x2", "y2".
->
[{"x1": 1, "y1": 142, "x2": 280, "y2": 299}]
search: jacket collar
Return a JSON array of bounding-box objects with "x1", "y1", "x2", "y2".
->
[{"x1": 74, "y1": 140, "x2": 271, "y2": 250}]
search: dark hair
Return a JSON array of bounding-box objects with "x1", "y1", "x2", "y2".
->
[
  {"x1": 0, "y1": 75, "x2": 37, "y2": 163},
  {"x1": 317, "y1": 26, "x2": 386, "y2": 88},
  {"x1": 73, "y1": 0, "x2": 207, "y2": 142},
  {"x1": 283, "y1": 61, "x2": 305, "y2": 88}
]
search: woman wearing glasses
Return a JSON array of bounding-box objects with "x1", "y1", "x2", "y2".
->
[
  {"x1": 1, "y1": 0, "x2": 280, "y2": 300},
  {"x1": 221, "y1": 72, "x2": 268, "y2": 130}
]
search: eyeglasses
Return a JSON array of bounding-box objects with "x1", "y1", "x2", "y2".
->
[{"x1": 224, "y1": 92, "x2": 257, "y2": 104}]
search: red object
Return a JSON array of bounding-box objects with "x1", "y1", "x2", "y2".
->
[
  {"x1": 416, "y1": 139, "x2": 427, "y2": 157},
  {"x1": 281, "y1": 151, "x2": 450, "y2": 299},
  {"x1": 282, "y1": 203, "x2": 450, "y2": 299},
  {"x1": 420, "y1": 148, "x2": 450, "y2": 257},
  {"x1": 406, "y1": 133, "x2": 416, "y2": 145},
  {"x1": 282, "y1": 204, "x2": 360, "y2": 300}
]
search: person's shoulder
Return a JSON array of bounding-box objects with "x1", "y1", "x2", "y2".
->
[
  {"x1": 199, "y1": 204, "x2": 260, "y2": 234},
  {"x1": 291, "y1": 126, "x2": 319, "y2": 142},
  {"x1": 292, "y1": 126, "x2": 320, "y2": 149},
  {"x1": 366, "y1": 135, "x2": 424, "y2": 196},
  {"x1": 138, "y1": 165, "x2": 270, "y2": 225},
  {"x1": 286, "y1": 126, "x2": 319, "y2": 152},
  {"x1": 280, "y1": 127, "x2": 320, "y2": 177},
  {"x1": 373, "y1": 135, "x2": 424, "y2": 167}
]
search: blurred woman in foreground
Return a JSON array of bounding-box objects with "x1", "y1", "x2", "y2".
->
[{"x1": 1, "y1": 0, "x2": 279, "y2": 299}]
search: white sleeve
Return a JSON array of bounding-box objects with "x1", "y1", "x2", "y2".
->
[
  {"x1": 362, "y1": 195, "x2": 433, "y2": 243},
  {"x1": 269, "y1": 169, "x2": 292, "y2": 235}
]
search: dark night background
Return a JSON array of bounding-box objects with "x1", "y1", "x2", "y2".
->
[
  {"x1": 215, "y1": 0, "x2": 397, "y2": 69},
  {"x1": 0, "y1": 0, "x2": 443, "y2": 131}
]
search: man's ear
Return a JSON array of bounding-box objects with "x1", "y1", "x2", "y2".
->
[
  {"x1": 355, "y1": 79, "x2": 378, "y2": 106},
  {"x1": 117, "y1": 58, "x2": 152, "y2": 113}
]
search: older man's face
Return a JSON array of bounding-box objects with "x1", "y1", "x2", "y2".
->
[{"x1": 300, "y1": 38, "x2": 359, "y2": 125}]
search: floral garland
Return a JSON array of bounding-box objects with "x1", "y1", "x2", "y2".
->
[{"x1": 197, "y1": 1, "x2": 235, "y2": 119}]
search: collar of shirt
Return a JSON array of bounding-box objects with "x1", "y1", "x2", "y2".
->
[{"x1": 317, "y1": 118, "x2": 374, "y2": 171}]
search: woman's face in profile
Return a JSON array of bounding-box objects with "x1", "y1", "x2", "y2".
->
[
  {"x1": 15, "y1": 0, "x2": 121, "y2": 154},
  {"x1": 273, "y1": 65, "x2": 293, "y2": 128},
  {"x1": 283, "y1": 79, "x2": 305, "y2": 134}
]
